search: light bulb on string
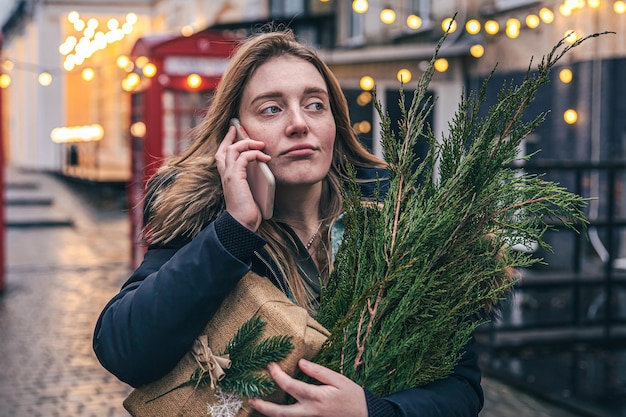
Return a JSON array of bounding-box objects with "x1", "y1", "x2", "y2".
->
[
  {"x1": 559, "y1": 4, "x2": 573, "y2": 16},
  {"x1": 465, "y1": 19, "x2": 481, "y2": 35},
  {"x1": 615, "y1": 0, "x2": 626, "y2": 14},
  {"x1": 484, "y1": 20, "x2": 499, "y2": 35},
  {"x1": 397, "y1": 69, "x2": 412, "y2": 83},
  {"x1": 588, "y1": 0, "x2": 601, "y2": 8},
  {"x1": 559, "y1": 68, "x2": 573, "y2": 83},
  {"x1": 442, "y1": 18, "x2": 457, "y2": 33},
  {"x1": 360, "y1": 75, "x2": 374, "y2": 91},
  {"x1": 352, "y1": 0, "x2": 368, "y2": 13},
  {"x1": 564, "y1": 30, "x2": 579, "y2": 44},
  {"x1": 142, "y1": 63, "x2": 157, "y2": 78},
  {"x1": 505, "y1": 18, "x2": 521, "y2": 39},
  {"x1": 67, "y1": 11, "x2": 80, "y2": 24},
  {"x1": 117, "y1": 55, "x2": 130, "y2": 69},
  {"x1": 539, "y1": 8, "x2": 555, "y2": 23},
  {"x1": 126, "y1": 13, "x2": 138, "y2": 24},
  {"x1": 434, "y1": 58, "x2": 448, "y2": 72},
  {"x1": 380, "y1": 8, "x2": 396, "y2": 24},
  {"x1": 0, "y1": 74, "x2": 11, "y2": 89},
  {"x1": 38, "y1": 72, "x2": 52, "y2": 87},
  {"x1": 564, "y1": 109, "x2": 578, "y2": 124},
  {"x1": 470, "y1": 44, "x2": 485, "y2": 58},
  {"x1": 187, "y1": 74, "x2": 202, "y2": 89},
  {"x1": 407, "y1": 14, "x2": 422, "y2": 29},
  {"x1": 357, "y1": 91, "x2": 372, "y2": 106},
  {"x1": 526, "y1": 14, "x2": 540, "y2": 29},
  {"x1": 81, "y1": 68, "x2": 95, "y2": 81}
]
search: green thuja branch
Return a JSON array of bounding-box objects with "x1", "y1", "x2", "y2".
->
[{"x1": 314, "y1": 29, "x2": 612, "y2": 396}]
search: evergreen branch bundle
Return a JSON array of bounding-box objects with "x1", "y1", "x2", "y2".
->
[{"x1": 313, "y1": 31, "x2": 610, "y2": 396}]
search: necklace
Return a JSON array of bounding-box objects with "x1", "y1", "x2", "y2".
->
[{"x1": 305, "y1": 221, "x2": 323, "y2": 250}]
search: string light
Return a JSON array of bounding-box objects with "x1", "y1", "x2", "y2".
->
[
  {"x1": 434, "y1": 58, "x2": 448, "y2": 72},
  {"x1": 123, "y1": 72, "x2": 141, "y2": 91},
  {"x1": 38, "y1": 72, "x2": 52, "y2": 86},
  {"x1": 130, "y1": 121, "x2": 146, "y2": 138},
  {"x1": 67, "y1": 11, "x2": 80, "y2": 24},
  {"x1": 352, "y1": 0, "x2": 368, "y2": 13},
  {"x1": 563, "y1": 109, "x2": 578, "y2": 124},
  {"x1": 357, "y1": 91, "x2": 372, "y2": 106},
  {"x1": 484, "y1": 20, "x2": 499, "y2": 35},
  {"x1": 470, "y1": 44, "x2": 485, "y2": 58},
  {"x1": 126, "y1": 13, "x2": 138, "y2": 24},
  {"x1": 406, "y1": 14, "x2": 422, "y2": 29},
  {"x1": 559, "y1": 68, "x2": 573, "y2": 83},
  {"x1": 442, "y1": 18, "x2": 457, "y2": 33},
  {"x1": 360, "y1": 75, "x2": 375, "y2": 91},
  {"x1": 135, "y1": 56, "x2": 149, "y2": 69},
  {"x1": 397, "y1": 68, "x2": 412, "y2": 83},
  {"x1": 0, "y1": 74, "x2": 11, "y2": 89},
  {"x1": 353, "y1": 120, "x2": 371, "y2": 134},
  {"x1": 60, "y1": 12, "x2": 138, "y2": 72},
  {"x1": 465, "y1": 19, "x2": 481, "y2": 35},
  {"x1": 526, "y1": 14, "x2": 540, "y2": 29},
  {"x1": 187, "y1": 73, "x2": 202, "y2": 89},
  {"x1": 588, "y1": 0, "x2": 601, "y2": 8},
  {"x1": 142, "y1": 63, "x2": 157, "y2": 78},
  {"x1": 116, "y1": 55, "x2": 130, "y2": 69},
  {"x1": 81, "y1": 67, "x2": 95, "y2": 81},
  {"x1": 539, "y1": 8, "x2": 555, "y2": 23},
  {"x1": 615, "y1": 0, "x2": 626, "y2": 13},
  {"x1": 380, "y1": 8, "x2": 396, "y2": 24},
  {"x1": 181, "y1": 25, "x2": 194, "y2": 37},
  {"x1": 564, "y1": 30, "x2": 579, "y2": 44},
  {"x1": 505, "y1": 18, "x2": 521, "y2": 38}
]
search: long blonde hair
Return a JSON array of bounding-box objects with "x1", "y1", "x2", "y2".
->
[{"x1": 146, "y1": 28, "x2": 386, "y2": 309}]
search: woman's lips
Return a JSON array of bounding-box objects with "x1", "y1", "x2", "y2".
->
[{"x1": 281, "y1": 144, "x2": 317, "y2": 157}]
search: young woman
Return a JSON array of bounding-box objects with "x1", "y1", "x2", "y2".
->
[{"x1": 93, "y1": 29, "x2": 483, "y2": 417}]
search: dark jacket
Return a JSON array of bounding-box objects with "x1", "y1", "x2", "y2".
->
[{"x1": 93, "y1": 168, "x2": 484, "y2": 417}]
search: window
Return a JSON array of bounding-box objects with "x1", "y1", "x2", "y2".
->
[
  {"x1": 343, "y1": 4, "x2": 364, "y2": 46},
  {"x1": 270, "y1": 0, "x2": 305, "y2": 18}
]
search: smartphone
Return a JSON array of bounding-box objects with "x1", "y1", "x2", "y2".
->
[{"x1": 230, "y1": 118, "x2": 275, "y2": 220}]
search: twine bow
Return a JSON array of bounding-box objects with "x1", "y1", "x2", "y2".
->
[{"x1": 191, "y1": 335, "x2": 232, "y2": 389}]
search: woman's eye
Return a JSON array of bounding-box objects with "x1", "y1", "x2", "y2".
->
[
  {"x1": 261, "y1": 106, "x2": 281, "y2": 115},
  {"x1": 307, "y1": 102, "x2": 324, "y2": 111}
]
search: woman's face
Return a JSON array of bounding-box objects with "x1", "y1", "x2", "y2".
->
[{"x1": 238, "y1": 55, "x2": 336, "y2": 188}]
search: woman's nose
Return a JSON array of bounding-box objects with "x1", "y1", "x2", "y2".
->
[{"x1": 286, "y1": 110, "x2": 308, "y2": 137}]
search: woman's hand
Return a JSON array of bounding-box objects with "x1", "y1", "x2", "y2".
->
[
  {"x1": 215, "y1": 125, "x2": 272, "y2": 232},
  {"x1": 248, "y1": 359, "x2": 368, "y2": 417}
]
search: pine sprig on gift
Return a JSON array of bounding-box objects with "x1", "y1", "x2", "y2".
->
[
  {"x1": 147, "y1": 316, "x2": 293, "y2": 403},
  {"x1": 221, "y1": 316, "x2": 294, "y2": 398},
  {"x1": 313, "y1": 30, "x2": 612, "y2": 396}
]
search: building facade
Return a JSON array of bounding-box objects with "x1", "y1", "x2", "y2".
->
[{"x1": 1, "y1": 0, "x2": 624, "y2": 180}]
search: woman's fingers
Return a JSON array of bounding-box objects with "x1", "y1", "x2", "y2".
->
[
  {"x1": 248, "y1": 360, "x2": 368, "y2": 417},
  {"x1": 216, "y1": 125, "x2": 271, "y2": 231}
]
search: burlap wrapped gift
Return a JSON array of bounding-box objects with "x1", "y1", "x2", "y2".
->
[{"x1": 123, "y1": 271, "x2": 330, "y2": 417}]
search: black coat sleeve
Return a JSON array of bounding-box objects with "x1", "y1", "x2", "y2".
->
[{"x1": 92, "y1": 211, "x2": 266, "y2": 387}]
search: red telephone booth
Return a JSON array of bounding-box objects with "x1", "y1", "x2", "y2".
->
[{"x1": 128, "y1": 30, "x2": 239, "y2": 268}]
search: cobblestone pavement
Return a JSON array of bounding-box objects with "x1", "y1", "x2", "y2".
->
[{"x1": 0, "y1": 167, "x2": 585, "y2": 417}]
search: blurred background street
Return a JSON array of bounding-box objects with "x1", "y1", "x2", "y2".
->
[{"x1": 0, "y1": 166, "x2": 594, "y2": 417}]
